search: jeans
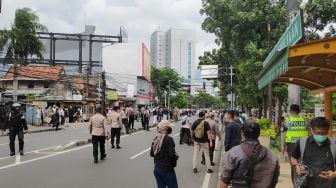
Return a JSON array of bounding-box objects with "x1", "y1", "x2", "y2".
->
[
  {"x1": 9, "y1": 130, "x2": 24, "y2": 153},
  {"x1": 193, "y1": 141, "x2": 211, "y2": 169},
  {"x1": 92, "y1": 135, "x2": 105, "y2": 160},
  {"x1": 154, "y1": 165, "x2": 178, "y2": 188},
  {"x1": 111, "y1": 128, "x2": 121, "y2": 146}
]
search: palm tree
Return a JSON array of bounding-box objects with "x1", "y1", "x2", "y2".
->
[{"x1": 0, "y1": 7, "x2": 47, "y2": 101}]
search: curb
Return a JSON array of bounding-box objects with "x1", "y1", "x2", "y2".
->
[{"x1": 0, "y1": 128, "x2": 63, "y2": 137}]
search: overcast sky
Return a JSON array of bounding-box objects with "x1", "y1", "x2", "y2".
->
[{"x1": 0, "y1": 0, "x2": 218, "y2": 64}]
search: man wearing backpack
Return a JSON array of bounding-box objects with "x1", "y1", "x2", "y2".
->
[
  {"x1": 6, "y1": 103, "x2": 28, "y2": 156},
  {"x1": 220, "y1": 121, "x2": 279, "y2": 188},
  {"x1": 290, "y1": 117, "x2": 336, "y2": 188},
  {"x1": 191, "y1": 111, "x2": 213, "y2": 173}
]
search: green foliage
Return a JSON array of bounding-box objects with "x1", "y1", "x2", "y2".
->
[
  {"x1": 199, "y1": 0, "x2": 287, "y2": 109},
  {"x1": 151, "y1": 67, "x2": 182, "y2": 105},
  {"x1": 170, "y1": 91, "x2": 188, "y2": 108},
  {"x1": 258, "y1": 118, "x2": 272, "y2": 129},
  {"x1": 0, "y1": 8, "x2": 47, "y2": 63},
  {"x1": 192, "y1": 92, "x2": 228, "y2": 109},
  {"x1": 270, "y1": 135, "x2": 281, "y2": 152},
  {"x1": 303, "y1": 0, "x2": 336, "y2": 40}
]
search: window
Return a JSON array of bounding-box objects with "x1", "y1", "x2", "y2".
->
[{"x1": 28, "y1": 81, "x2": 34, "y2": 89}]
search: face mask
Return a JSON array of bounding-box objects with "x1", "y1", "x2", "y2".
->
[{"x1": 313, "y1": 134, "x2": 328, "y2": 143}]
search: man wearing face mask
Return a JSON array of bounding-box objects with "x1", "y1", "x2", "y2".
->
[{"x1": 290, "y1": 117, "x2": 336, "y2": 188}]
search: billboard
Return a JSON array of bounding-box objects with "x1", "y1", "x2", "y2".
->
[
  {"x1": 142, "y1": 43, "x2": 151, "y2": 82},
  {"x1": 201, "y1": 65, "x2": 218, "y2": 79}
]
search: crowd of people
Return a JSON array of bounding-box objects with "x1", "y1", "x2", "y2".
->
[{"x1": 4, "y1": 101, "x2": 336, "y2": 188}]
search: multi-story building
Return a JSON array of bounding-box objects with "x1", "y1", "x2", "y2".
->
[
  {"x1": 150, "y1": 28, "x2": 195, "y2": 89},
  {"x1": 102, "y1": 43, "x2": 152, "y2": 107},
  {"x1": 150, "y1": 30, "x2": 166, "y2": 68}
]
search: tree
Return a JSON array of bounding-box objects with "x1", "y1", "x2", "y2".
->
[
  {"x1": 151, "y1": 67, "x2": 182, "y2": 106},
  {"x1": 1, "y1": 8, "x2": 47, "y2": 63},
  {"x1": 0, "y1": 8, "x2": 47, "y2": 101},
  {"x1": 303, "y1": 0, "x2": 336, "y2": 40},
  {"x1": 193, "y1": 92, "x2": 227, "y2": 108},
  {"x1": 170, "y1": 91, "x2": 188, "y2": 108},
  {"x1": 200, "y1": 0, "x2": 287, "y2": 112}
]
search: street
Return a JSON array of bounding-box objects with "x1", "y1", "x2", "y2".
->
[{"x1": 0, "y1": 117, "x2": 220, "y2": 188}]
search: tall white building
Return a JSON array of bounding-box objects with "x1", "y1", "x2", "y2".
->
[
  {"x1": 150, "y1": 30, "x2": 166, "y2": 68},
  {"x1": 150, "y1": 28, "x2": 195, "y2": 86}
]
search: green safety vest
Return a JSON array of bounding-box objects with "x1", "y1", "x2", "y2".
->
[{"x1": 285, "y1": 115, "x2": 308, "y2": 143}]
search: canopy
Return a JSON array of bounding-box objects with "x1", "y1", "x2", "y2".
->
[{"x1": 258, "y1": 37, "x2": 336, "y2": 92}]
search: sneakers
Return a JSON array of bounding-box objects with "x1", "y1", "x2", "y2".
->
[
  {"x1": 207, "y1": 169, "x2": 213, "y2": 173},
  {"x1": 111, "y1": 145, "x2": 115, "y2": 149},
  {"x1": 94, "y1": 158, "x2": 98, "y2": 163},
  {"x1": 10, "y1": 152, "x2": 15, "y2": 156},
  {"x1": 193, "y1": 168, "x2": 198, "y2": 173},
  {"x1": 116, "y1": 146, "x2": 122, "y2": 149},
  {"x1": 19, "y1": 150, "x2": 24, "y2": 156},
  {"x1": 100, "y1": 154, "x2": 106, "y2": 160}
]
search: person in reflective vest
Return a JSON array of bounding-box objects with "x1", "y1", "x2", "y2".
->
[{"x1": 283, "y1": 104, "x2": 308, "y2": 185}]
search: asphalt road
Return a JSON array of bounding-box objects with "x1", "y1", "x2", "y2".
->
[{"x1": 0, "y1": 116, "x2": 222, "y2": 188}]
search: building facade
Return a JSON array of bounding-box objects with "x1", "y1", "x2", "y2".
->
[
  {"x1": 150, "y1": 28, "x2": 196, "y2": 88},
  {"x1": 102, "y1": 43, "x2": 152, "y2": 106}
]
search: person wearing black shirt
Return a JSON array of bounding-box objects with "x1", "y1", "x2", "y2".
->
[
  {"x1": 7, "y1": 103, "x2": 28, "y2": 156},
  {"x1": 291, "y1": 117, "x2": 336, "y2": 188},
  {"x1": 224, "y1": 110, "x2": 241, "y2": 152},
  {"x1": 191, "y1": 111, "x2": 213, "y2": 174},
  {"x1": 150, "y1": 120, "x2": 179, "y2": 188}
]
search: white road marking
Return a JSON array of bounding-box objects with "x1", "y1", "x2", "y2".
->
[
  {"x1": 201, "y1": 137, "x2": 220, "y2": 188},
  {"x1": 0, "y1": 145, "x2": 60, "y2": 161},
  {"x1": 15, "y1": 155, "x2": 20, "y2": 164},
  {"x1": 0, "y1": 140, "x2": 28, "y2": 146},
  {"x1": 130, "y1": 147, "x2": 151, "y2": 159},
  {"x1": 0, "y1": 144, "x2": 91, "y2": 171}
]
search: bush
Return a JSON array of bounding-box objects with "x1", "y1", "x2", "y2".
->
[{"x1": 258, "y1": 118, "x2": 272, "y2": 129}]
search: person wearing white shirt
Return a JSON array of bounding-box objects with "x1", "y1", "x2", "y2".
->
[{"x1": 179, "y1": 112, "x2": 192, "y2": 145}]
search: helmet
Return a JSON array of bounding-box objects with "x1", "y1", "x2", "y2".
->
[{"x1": 12, "y1": 103, "x2": 21, "y2": 107}]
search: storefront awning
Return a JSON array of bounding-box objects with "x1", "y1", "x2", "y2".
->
[{"x1": 257, "y1": 37, "x2": 336, "y2": 92}]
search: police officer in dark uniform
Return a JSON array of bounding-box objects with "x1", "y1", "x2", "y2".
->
[{"x1": 7, "y1": 103, "x2": 28, "y2": 156}]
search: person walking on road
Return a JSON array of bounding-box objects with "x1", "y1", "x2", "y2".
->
[
  {"x1": 220, "y1": 121, "x2": 279, "y2": 188},
  {"x1": 290, "y1": 117, "x2": 336, "y2": 188},
  {"x1": 120, "y1": 107, "x2": 129, "y2": 134},
  {"x1": 224, "y1": 110, "x2": 241, "y2": 152},
  {"x1": 89, "y1": 105, "x2": 110, "y2": 163},
  {"x1": 191, "y1": 111, "x2": 213, "y2": 173},
  {"x1": 179, "y1": 112, "x2": 192, "y2": 145},
  {"x1": 6, "y1": 103, "x2": 28, "y2": 156},
  {"x1": 110, "y1": 106, "x2": 123, "y2": 149},
  {"x1": 202, "y1": 112, "x2": 221, "y2": 166},
  {"x1": 51, "y1": 108, "x2": 60, "y2": 131},
  {"x1": 127, "y1": 106, "x2": 135, "y2": 130},
  {"x1": 142, "y1": 107, "x2": 150, "y2": 131},
  {"x1": 150, "y1": 120, "x2": 179, "y2": 188}
]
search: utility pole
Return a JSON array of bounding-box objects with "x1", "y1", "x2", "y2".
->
[
  {"x1": 12, "y1": 61, "x2": 18, "y2": 102},
  {"x1": 229, "y1": 65, "x2": 234, "y2": 110}
]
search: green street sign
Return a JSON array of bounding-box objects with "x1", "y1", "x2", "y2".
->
[{"x1": 263, "y1": 13, "x2": 302, "y2": 67}]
